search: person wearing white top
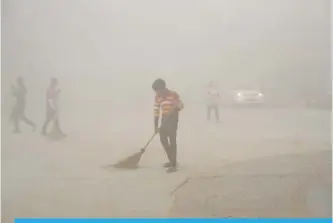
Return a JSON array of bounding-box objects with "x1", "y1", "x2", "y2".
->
[{"x1": 206, "y1": 82, "x2": 220, "y2": 122}]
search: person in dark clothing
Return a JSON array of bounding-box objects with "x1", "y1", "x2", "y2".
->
[
  {"x1": 10, "y1": 77, "x2": 36, "y2": 133},
  {"x1": 152, "y1": 78, "x2": 184, "y2": 173},
  {"x1": 42, "y1": 78, "x2": 66, "y2": 138}
]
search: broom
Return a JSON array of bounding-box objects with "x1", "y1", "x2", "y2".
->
[
  {"x1": 108, "y1": 132, "x2": 158, "y2": 169},
  {"x1": 109, "y1": 108, "x2": 178, "y2": 169}
]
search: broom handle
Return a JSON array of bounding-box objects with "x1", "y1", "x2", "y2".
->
[{"x1": 142, "y1": 132, "x2": 158, "y2": 150}]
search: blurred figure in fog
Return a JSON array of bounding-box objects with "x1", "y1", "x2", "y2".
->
[
  {"x1": 10, "y1": 77, "x2": 37, "y2": 133},
  {"x1": 42, "y1": 78, "x2": 66, "y2": 138},
  {"x1": 206, "y1": 81, "x2": 220, "y2": 122}
]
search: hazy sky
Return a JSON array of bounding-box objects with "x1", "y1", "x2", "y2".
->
[{"x1": 2, "y1": 0, "x2": 330, "y2": 104}]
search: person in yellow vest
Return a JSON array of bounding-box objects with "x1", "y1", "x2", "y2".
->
[{"x1": 152, "y1": 78, "x2": 184, "y2": 173}]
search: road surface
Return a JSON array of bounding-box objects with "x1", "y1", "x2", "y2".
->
[{"x1": 2, "y1": 107, "x2": 331, "y2": 221}]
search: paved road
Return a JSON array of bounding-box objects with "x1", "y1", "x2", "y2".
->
[
  {"x1": 2, "y1": 108, "x2": 330, "y2": 221},
  {"x1": 169, "y1": 150, "x2": 332, "y2": 217}
]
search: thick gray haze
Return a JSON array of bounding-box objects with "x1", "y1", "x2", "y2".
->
[
  {"x1": 2, "y1": 0, "x2": 331, "y2": 219},
  {"x1": 2, "y1": 0, "x2": 331, "y2": 106}
]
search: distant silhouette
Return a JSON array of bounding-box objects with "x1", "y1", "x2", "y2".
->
[
  {"x1": 206, "y1": 81, "x2": 220, "y2": 122},
  {"x1": 10, "y1": 77, "x2": 36, "y2": 133},
  {"x1": 42, "y1": 78, "x2": 66, "y2": 139}
]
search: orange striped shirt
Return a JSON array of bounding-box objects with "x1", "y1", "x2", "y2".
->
[{"x1": 154, "y1": 90, "x2": 184, "y2": 117}]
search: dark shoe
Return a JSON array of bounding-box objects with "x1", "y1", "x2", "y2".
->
[
  {"x1": 166, "y1": 166, "x2": 178, "y2": 173},
  {"x1": 163, "y1": 162, "x2": 179, "y2": 168},
  {"x1": 163, "y1": 162, "x2": 173, "y2": 168},
  {"x1": 60, "y1": 133, "x2": 67, "y2": 138},
  {"x1": 56, "y1": 132, "x2": 67, "y2": 139},
  {"x1": 48, "y1": 131, "x2": 67, "y2": 141},
  {"x1": 54, "y1": 128, "x2": 67, "y2": 138}
]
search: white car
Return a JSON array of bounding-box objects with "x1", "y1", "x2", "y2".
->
[{"x1": 233, "y1": 90, "x2": 264, "y2": 105}]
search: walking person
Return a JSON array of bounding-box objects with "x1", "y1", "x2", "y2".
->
[
  {"x1": 42, "y1": 78, "x2": 66, "y2": 138},
  {"x1": 10, "y1": 77, "x2": 36, "y2": 133},
  {"x1": 152, "y1": 78, "x2": 184, "y2": 173},
  {"x1": 206, "y1": 81, "x2": 220, "y2": 122}
]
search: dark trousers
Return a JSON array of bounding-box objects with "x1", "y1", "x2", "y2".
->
[
  {"x1": 207, "y1": 104, "x2": 219, "y2": 121},
  {"x1": 42, "y1": 108, "x2": 63, "y2": 135},
  {"x1": 159, "y1": 115, "x2": 178, "y2": 167},
  {"x1": 11, "y1": 105, "x2": 35, "y2": 131}
]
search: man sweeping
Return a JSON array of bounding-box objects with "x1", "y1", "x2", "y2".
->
[{"x1": 152, "y1": 78, "x2": 184, "y2": 173}]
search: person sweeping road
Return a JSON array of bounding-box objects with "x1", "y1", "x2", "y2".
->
[
  {"x1": 152, "y1": 78, "x2": 184, "y2": 173},
  {"x1": 106, "y1": 79, "x2": 184, "y2": 171}
]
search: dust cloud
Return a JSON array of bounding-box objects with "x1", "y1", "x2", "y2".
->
[{"x1": 1, "y1": 0, "x2": 331, "y2": 220}]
